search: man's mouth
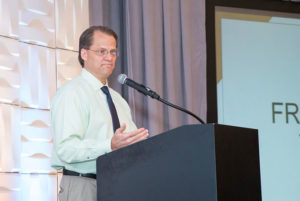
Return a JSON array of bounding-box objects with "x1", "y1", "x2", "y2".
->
[{"x1": 102, "y1": 64, "x2": 112, "y2": 67}]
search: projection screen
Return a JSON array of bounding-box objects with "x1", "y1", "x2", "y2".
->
[{"x1": 215, "y1": 7, "x2": 300, "y2": 201}]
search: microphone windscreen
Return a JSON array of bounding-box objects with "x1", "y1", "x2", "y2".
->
[{"x1": 118, "y1": 74, "x2": 127, "y2": 84}]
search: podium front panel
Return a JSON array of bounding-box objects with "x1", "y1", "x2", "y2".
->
[
  {"x1": 96, "y1": 124, "x2": 261, "y2": 201},
  {"x1": 97, "y1": 125, "x2": 218, "y2": 201}
]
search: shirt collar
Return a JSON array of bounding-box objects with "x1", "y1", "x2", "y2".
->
[{"x1": 80, "y1": 68, "x2": 109, "y2": 90}]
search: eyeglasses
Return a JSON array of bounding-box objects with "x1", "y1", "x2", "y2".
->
[{"x1": 87, "y1": 48, "x2": 118, "y2": 57}]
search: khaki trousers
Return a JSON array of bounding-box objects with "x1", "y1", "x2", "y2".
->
[{"x1": 58, "y1": 175, "x2": 97, "y2": 201}]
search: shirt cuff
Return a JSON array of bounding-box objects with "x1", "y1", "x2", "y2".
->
[{"x1": 104, "y1": 137, "x2": 112, "y2": 153}]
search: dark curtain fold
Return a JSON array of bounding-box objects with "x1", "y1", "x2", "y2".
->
[{"x1": 89, "y1": 0, "x2": 206, "y2": 136}]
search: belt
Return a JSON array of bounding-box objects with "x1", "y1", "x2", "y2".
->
[{"x1": 63, "y1": 169, "x2": 97, "y2": 179}]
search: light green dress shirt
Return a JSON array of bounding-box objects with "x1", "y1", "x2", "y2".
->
[{"x1": 51, "y1": 69, "x2": 137, "y2": 174}]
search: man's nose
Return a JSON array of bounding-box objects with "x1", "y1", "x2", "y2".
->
[{"x1": 103, "y1": 53, "x2": 113, "y2": 60}]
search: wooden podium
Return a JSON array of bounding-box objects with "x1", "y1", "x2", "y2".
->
[{"x1": 96, "y1": 124, "x2": 262, "y2": 201}]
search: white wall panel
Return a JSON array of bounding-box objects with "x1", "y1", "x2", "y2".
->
[
  {"x1": 21, "y1": 174, "x2": 57, "y2": 201},
  {"x1": 19, "y1": 0, "x2": 55, "y2": 47},
  {"x1": 56, "y1": 49, "x2": 82, "y2": 88},
  {"x1": 0, "y1": 104, "x2": 20, "y2": 172},
  {"x1": 55, "y1": 0, "x2": 89, "y2": 50},
  {"x1": 19, "y1": 43, "x2": 56, "y2": 110},
  {"x1": 20, "y1": 155, "x2": 53, "y2": 173},
  {"x1": 0, "y1": 173, "x2": 21, "y2": 201},
  {"x1": 0, "y1": 0, "x2": 90, "y2": 199},
  {"x1": 0, "y1": 37, "x2": 20, "y2": 105},
  {"x1": 0, "y1": 173, "x2": 57, "y2": 201},
  {"x1": 20, "y1": 108, "x2": 51, "y2": 141},
  {"x1": 20, "y1": 108, "x2": 54, "y2": 173},
  {"x1": 0, "y1": 0, "x2": 18, "y2": 38}
]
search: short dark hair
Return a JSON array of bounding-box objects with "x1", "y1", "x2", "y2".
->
[{"x1": 78, "y1": 26, "x2": 118, "y2": 67}]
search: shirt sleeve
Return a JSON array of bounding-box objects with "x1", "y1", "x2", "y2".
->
[{"x1": 51, "y1": 88, "x2": 112, "y2": 164}]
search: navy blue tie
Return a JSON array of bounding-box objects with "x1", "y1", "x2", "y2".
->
[{"x1": 101, "y1": 86, "x2": 120, "y2": 133}]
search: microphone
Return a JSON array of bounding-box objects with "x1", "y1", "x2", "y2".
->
[
  {"x1": 118, "y1": 74, "x2": 160, "y2": 100},
  {"x1": 118, "y1": 74, "x2": 205, "y2": 124}
]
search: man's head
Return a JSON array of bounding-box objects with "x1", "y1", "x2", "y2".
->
[{"x1": 78, "y1": 26, "x2": 118, "y2": 84}]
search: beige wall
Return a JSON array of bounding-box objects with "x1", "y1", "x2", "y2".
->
[{"x1": 0, "y1": 0, "x2": 88, "y2": 200}]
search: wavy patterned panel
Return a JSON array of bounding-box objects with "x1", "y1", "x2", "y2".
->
[
  {"x1": 19, "y1": 0, "x2": 55, "y2": 47},
  {"x1": 19, "y1": 43, "x2": 56, "y2": 110},
  {"x1": 0, "y1": 173, "x2": 57, "y2": 201},
  {"x1": 20, "y1": 108, "x2": 51, "y2": 141},
  {"x1": 0, "y1": 37, "x2": 20, "y2": 105},
  {"x1": 56, "y1": 49, "x2": 82, "y2": 88},
  {"x1": 0, "y1": 173, "x2": 21, "y2": 201},
  {"x1": 0, "y1": 104, "x2": 21, "y2": 172},
  {"x1": 20, "y1": 146, "x2": 55, "y2": 173},
  {"x1": 55, "y1": 0, "x2": 89, "y2": 50},
  {"x1": 20, "y1": 153, "x2": 54, "y2": 173},
  {"x1": 19, "y1": 107, "x2": 54, "y2": 173},
  {"x1": 21, "y1": 173, "x2": 57, "y2": 201},
  {"x1": 0, "y1": 0, "x2": 18, "y2": 38}
]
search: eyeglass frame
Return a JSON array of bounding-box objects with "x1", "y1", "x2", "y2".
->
[{"x1": 86, "y1": 48, "x2": 119, "y2": 57}]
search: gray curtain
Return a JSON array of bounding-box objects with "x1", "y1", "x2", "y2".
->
[{"x1": 89, "y1": 0, "x2": 206, "y2": 136}]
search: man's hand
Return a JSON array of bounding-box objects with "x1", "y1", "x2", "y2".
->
[{"x1": 111, "y1": 123, "x2": 149, "y2": 151}]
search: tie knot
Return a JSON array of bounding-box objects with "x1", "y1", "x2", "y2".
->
[{"x1": 101, "y1": 86, "x2": 109, "y2": 96}]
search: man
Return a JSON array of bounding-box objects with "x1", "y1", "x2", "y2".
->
[{"x1": 51, "y1": 26, "x2": 148, "y2": 201}]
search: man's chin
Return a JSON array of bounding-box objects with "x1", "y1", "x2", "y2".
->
[{"x1": 102, "y1": 64, "x2": 113, "y2": 68}]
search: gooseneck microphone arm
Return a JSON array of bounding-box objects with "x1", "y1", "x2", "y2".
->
[
  {"x1": 118, "y1": 74, "x2": 205, "y2": 124},
  {"x1": 157, "y1": 97, "x2": 205, "y2": 124}
]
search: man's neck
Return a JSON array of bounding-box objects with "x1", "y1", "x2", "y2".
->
[
  {"x1": 84, "y1": 68, "x2": 107, "y2": 85},
  {"x1": 100, "y1": 79, "x2": 107, "y2": 85}
]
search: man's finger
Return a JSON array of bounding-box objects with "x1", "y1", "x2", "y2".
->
[
  {"x1": 125, "y1": 130, "x2": 148, "y2": 145},
  {"x1": 115, "y1": 123, "x2": 126, "y2": 134},
  {"x1": 129, "y1": 132, "x2": 148, "y2": 145},
  {"x1": 124, "y1": 128, "x2": 146, "y2": 138}
]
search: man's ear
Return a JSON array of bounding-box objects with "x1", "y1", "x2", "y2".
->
[{"x1": 81, "y1": 49, "x2": 88, "y2": 61}]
